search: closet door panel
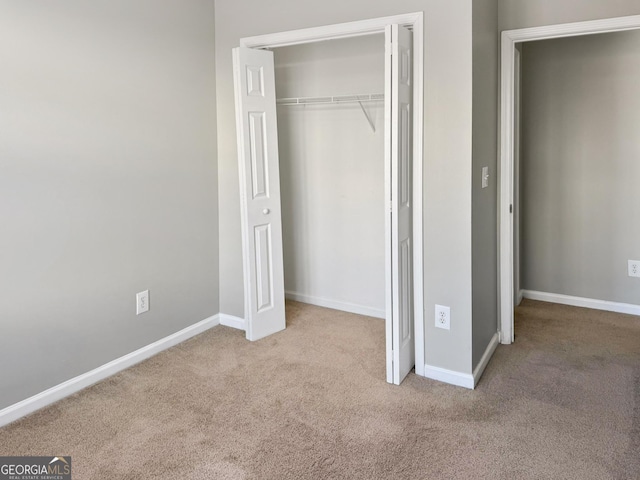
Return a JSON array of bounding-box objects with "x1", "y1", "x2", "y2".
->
[
  {"x1": 233, "y1": 46, "x2": 286, "y2": 341},
  {"x1": 386, "y1": 24, "x2": 415, "y2": 385}
]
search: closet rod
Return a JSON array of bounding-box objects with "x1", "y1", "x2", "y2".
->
[
  {"x1": 276, "y1": 93, "x2": 384, "y2": 133},
  {"x1": 276, "y1": 93, "x2": 384, "y2": 106}
]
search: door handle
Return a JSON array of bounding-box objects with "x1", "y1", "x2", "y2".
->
[{"x1": 262, "y1": 208, "x2": 271, "y2": 215}]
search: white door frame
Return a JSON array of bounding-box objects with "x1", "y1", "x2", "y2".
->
[
  {"x1": 239, "y1": 12, "x2": 425, "y2": 376},
  {"x1": 498, "y1": 14, "x2": 640, "y2": 344}
]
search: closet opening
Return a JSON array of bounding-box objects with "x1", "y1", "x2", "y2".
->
[
  {"x1": 233, "y1": 13, "x2": 424, "y2": 385},
  {"x1": 274, "y1": 34, "x2": 387, "y2": 325}
]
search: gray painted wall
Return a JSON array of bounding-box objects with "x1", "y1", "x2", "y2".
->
[
  {"x1": 498, "y1": 0, "x2": 640, "y2": 30},
  {"x1": 520, "y1": 31, "x2": 640, "y2": 305},
  {"x1": 216, "y1": 0, "x2": 474, "y2": 374},
  {"x1": 472, "y1": 0, "x2": 499, "y2": 368},
  {"x1": 0, "y1": 1, "x2": 218, "y2": 410},
  {"x1": 274, "y1": 36, "x2": 386, "y2": 316}
]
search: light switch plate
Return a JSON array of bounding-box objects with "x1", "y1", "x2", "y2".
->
[
  {"x1": 136, "y1": 290, "x2": 149, "y2": 315},
  {"x1": 482, "y1": 167, "x2": 489, "y2": 189}
]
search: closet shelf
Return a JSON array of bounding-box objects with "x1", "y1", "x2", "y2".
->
[
  {"x1": 276, "y1": 93, "x2": 384, "y2": 106},
  {"x1": 276, "y1": 93, "x2": 384, "y2": 133}
]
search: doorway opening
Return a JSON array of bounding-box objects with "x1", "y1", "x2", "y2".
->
[
  {"x1": 499, "y1": 14, "x2": 640, "y2": 344},
  {"x1": 233, "y1": 13, "x2": 424, "y2": 385}
]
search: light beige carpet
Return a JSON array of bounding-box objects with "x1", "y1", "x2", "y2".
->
[{"x1": 1, "y1": 299, "x2": 639, "y2": 479}]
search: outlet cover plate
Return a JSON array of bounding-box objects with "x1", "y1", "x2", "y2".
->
[
  {"x1": 136, "y1": 290, "x2": 149, "y2": 315},
  {"x1": 435, "y1": 304, "x2": 450, "y2": 330},
  {"x1": 629, "y1": 260, "x2": 640, "y2": 278}
]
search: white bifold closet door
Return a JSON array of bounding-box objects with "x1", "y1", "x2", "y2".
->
[
  {"x1": 385, "y1": 24, "x2": 414, "y2": 385},
  {"x1": 232, "y1": 47, "x2": 286, "y2": 341},
  {"x1": 233, "y1": 25, "x2": 414, "y2": 385}
]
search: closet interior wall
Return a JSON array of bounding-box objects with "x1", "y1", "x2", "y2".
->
[{"x1": 274, "y1": 34, "x2": 386, "y2": 318}]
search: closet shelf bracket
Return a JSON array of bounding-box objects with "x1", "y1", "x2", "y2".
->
[
  {"x1": 357, "y1": 100, "x2": 376, "y2": 133},
  {"x1": 276, "y1": 93, "x2": 384, "y2": 133}
]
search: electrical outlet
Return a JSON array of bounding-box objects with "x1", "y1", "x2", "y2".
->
[
  {"x1": 136, "y1": 290, "x2": 149, "y2": 315},
  {"x1": 435, "y1": 304, "x2": 450, "y2": 330},
  {"x1": 629, "y1": 260, "x2": 640, "y2": 278}
]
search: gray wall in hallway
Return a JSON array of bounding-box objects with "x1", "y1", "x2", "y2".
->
[{"x1": 520, "y1": 31, "x2": 640, "y2": 305}]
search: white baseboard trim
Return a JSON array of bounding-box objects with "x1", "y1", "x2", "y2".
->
[
  {"x1": 423, "y1": 364, "x2": 474, "y2": 389},
  {"x1": 285, "y1": 291, "x2": 385, "y2": 319},
  {"x1": 472, "y1": 332, "x2": 499, "y2": 387},
  {"x1": 0, "y1": 314, "x2": 220, "y2": 428},
  {"x1": 522, "y1": 290, "x2": 640, "y2": 316},
  {"x1": 219, "y1": 314, "x2": 246, "y2": 330},
  {"x1": 517, "y1": 289, "x2": 524, "y2": 306}
]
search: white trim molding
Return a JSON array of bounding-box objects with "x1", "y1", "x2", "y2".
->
[
  {"x1": 522, "y1": 290, "x2": 640, "y2": 317},
  {"x1": 472, "y1": 333, "x2": 499, "y2": 388},
  {"x1": 285, "y1": 291, "x2": 385, "y2": 319},
  {"x1": 502, "y1": 14, "x2": 640, "y2": 43},
  {"x1": 219, "y1": 314, "x2": 246, "y2": 330},
  {"x1": 0, "y1": 315, "x2": 221, "y2": 428},
  {"x1": 423, "y1": 365, "x2": 474, "y2": 390},
  {"x1": 240, "y1": 12, "x2": 423, "y2": 49},
  {"x1": 499, "y1": 14, "x2": 640, "y2": 346},
  {"x1": 412, "y1": 11, "x2": 425, "y2": 375},
  {"x1": 423, "y1": 332, "x2": 499, "y2": 390}
]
